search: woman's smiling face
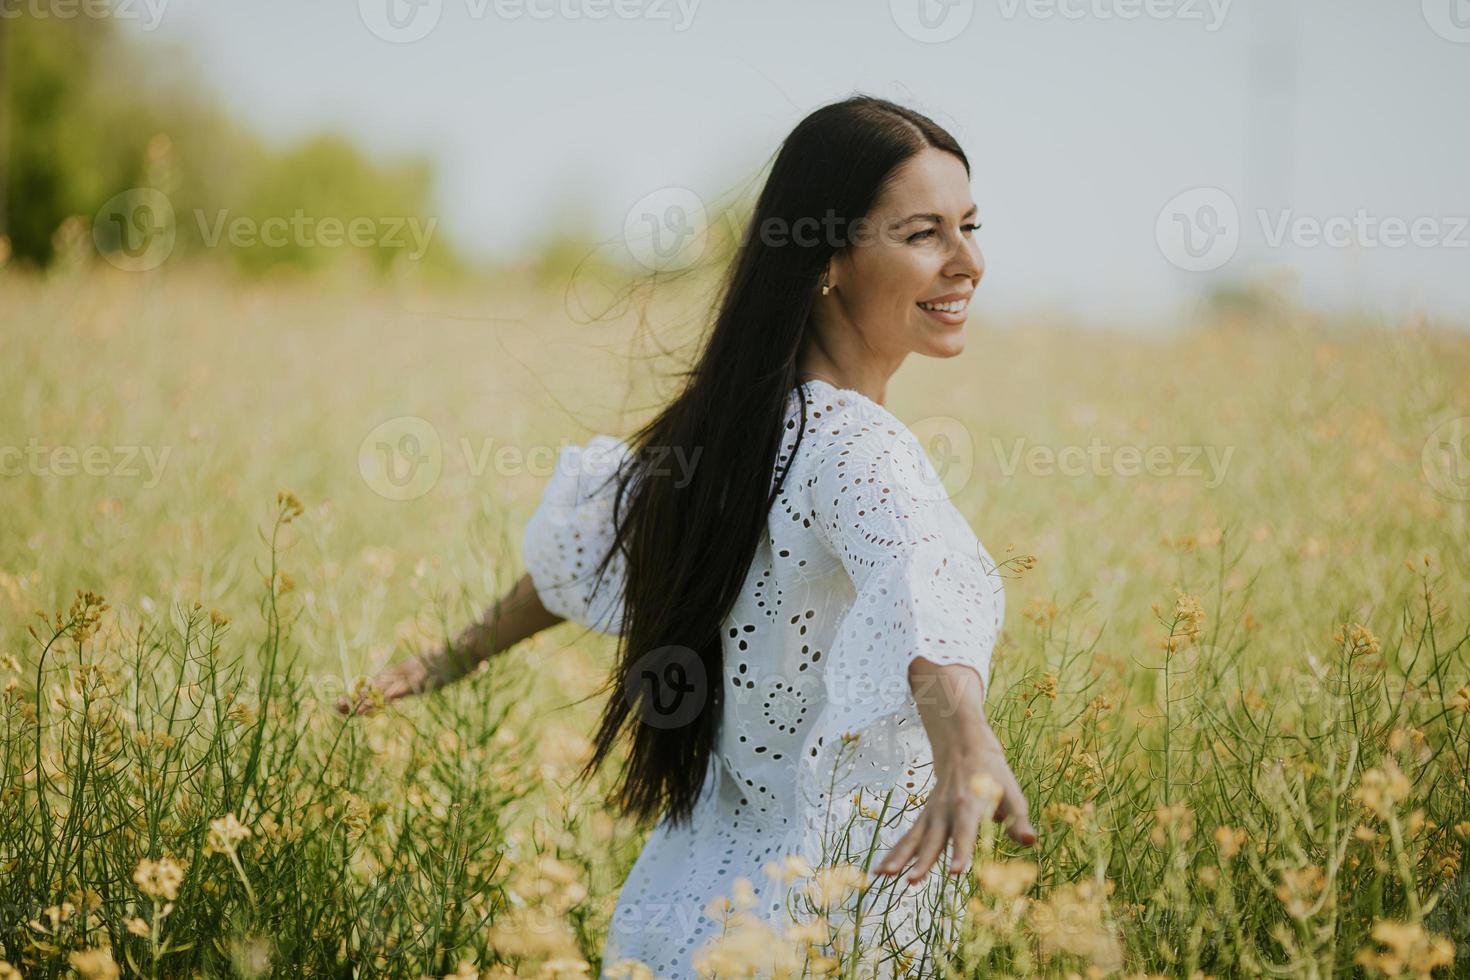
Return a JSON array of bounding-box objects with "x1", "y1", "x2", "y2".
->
[{"x1": 819, "y1": 147, "x2": 984, "y2": 363}]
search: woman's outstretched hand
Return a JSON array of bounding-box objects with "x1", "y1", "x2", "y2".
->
[
  {"x1": 334, "y1": 574, "x2": 564, "y2": 718},
  {"x1": 873, "y1": 660, "x2": 1037, "y2": 884},
  {"x1": 334, "y1": 654, "x2": 432, "y2": 716}
]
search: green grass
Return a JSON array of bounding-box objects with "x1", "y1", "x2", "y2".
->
[{"x1": 1, "y1": 261, "x2": 1466, "y2": 978}]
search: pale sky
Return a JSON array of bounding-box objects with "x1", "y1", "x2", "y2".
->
[{"x1": 123, "y1": 0, "x2": 1470, "y2": 326}]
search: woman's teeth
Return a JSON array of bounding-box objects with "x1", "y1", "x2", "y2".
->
[{"x1": 918, "y1": 299, "x2": 967, "y2": 313}]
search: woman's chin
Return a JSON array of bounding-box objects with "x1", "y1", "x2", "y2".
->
[{"x1": 918, "y1": 323, "x2": 967, "y2": 358}]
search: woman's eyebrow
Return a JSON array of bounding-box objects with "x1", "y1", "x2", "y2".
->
[{"x1": 897, "y1": 204, "x2": 979, "y2": 225}]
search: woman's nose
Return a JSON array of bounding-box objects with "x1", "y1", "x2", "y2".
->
[{"x1": 951, "y1": 242, "x2": 983, "y2": 283}]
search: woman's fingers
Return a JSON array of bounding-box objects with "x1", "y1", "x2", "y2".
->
[
  {"x1": 873, "y1": 818, "x2": 921, "y2": 876},
  {"x1": 902, "y1": 810, "x2": 953, "y2": 884},
  {"x1": 878, "y1": 825, "x2": 924, "y2": 879},
  {"x1": 997, "y1": 778, "x2": 1037, "y2": 845},
  {"x1": 984, "y1": 753, "x2": 1036, "y2": 845},
  {"x1": 948, "y1": 792, "x2": 984, "y2": 874}
]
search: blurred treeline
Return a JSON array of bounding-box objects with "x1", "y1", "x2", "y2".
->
[
  {"x1": 0, "y1": 10, "x2": 757, "y2": 290},
  {"x1": 0, "y1": 11, "x2": 469, "y2": 279}
]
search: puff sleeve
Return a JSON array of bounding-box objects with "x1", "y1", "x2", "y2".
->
[
  {"x1": 521, "y1": 434, "x2": 632, "y2": 636},
  {"x1": 807, "y1": 413, "x2": 1005, "y2": 740}
]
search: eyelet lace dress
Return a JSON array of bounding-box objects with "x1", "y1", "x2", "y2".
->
[{"x1": 521, "y1": 378, "x2": 1006, "y2": 979}]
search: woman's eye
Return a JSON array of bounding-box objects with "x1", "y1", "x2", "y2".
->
[{"x1": 906, "y1": 223, "x2": 982, "y2": 243}]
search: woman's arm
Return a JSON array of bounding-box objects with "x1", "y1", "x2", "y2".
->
[
  {"x1": 334, "y1": 572, "x2": 565, "y2": 716},
  {"x1": 871, "y1": 658, "x2": 1036, "y2": 882}
]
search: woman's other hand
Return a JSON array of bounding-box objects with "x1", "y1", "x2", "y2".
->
[
  {"x1": 872, "y1": 659, "x2": 1037, "y2": 883},
  {"x1": 334, "y1": 654, "x2": 433, "y2": 716}
]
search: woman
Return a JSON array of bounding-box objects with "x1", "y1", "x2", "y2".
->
[{"x1": 337, "y1": 94, "x2": 1036, "y2": 978}]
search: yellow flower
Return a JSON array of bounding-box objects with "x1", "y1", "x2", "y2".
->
[
  {"x1": 1274, "y1": 865, "x2": 1327, "y2": 920},
  {"x1": 605, "y1": 960, "x2": 655, "y2": 980},
  {"x1": 68, "y1": 947, "x2": 119, "y2": 980},
  {"x1": 1354, "y1": 918, "x2": 1455, "y2": 977},
  {"x1": 1028, "y1": 879, "x2": 1121, "y2": 971},
  {"x1": 731, "y1": 876, "x2": 757, "y2": 910},
  {"x1": 1161, "y1": 590, "x2": 1206, "y2": 649},
  {"x1": 1034, "y1": 671, "x2": 1058, "y2": 700},
  {"x1": 132, "y1": 855, "x2": 186, "y2": 901},
  {"x1": 969, "y1": 772, "x2": 1003, "y2": 814},
  {"x1": 802, "y1": 863, "x2": 867, "y2": 907},
  {"x1": 227, "y1": 700, "x2": 258, "y2": 727},
  {"x1": 1356, "y1": 760, "x2": 1411, "y2": 819},
  {"x1": 976, "y1": 859, "x2": 1038, "y2": 899},
  {"x1": 207, "y1": 813, "x2": 252, "y2": 853},
  {"x1": 1149, "y1": 803, "x2": 1194, "y2": 846},
  {"x1": 1334, "y1": 622, "x2": 1381, "y2": 658},
  {"x1": 691, "y1": 908, "x2": 801, "y2": 978},
  {"x1": 1022, "y1": 597, "x2": 1058, "y2": 625},
  {"x1": 1213, "y1": 826, "x2": 1247, "y2": 861},
  {"x1": 762, "y1": 854, "x2": 813, "y2": 886},
  {"x1": 276, "y1": 490, "x2": 304, "y2": 522}
]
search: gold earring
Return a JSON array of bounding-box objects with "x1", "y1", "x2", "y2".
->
[{"x1": 821, "y1": 280, "x2": 831, "y2": 296}]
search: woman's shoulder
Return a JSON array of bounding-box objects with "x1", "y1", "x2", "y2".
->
[{"x1": 786, "y1": 379, "x2": 925, "y2": 470}]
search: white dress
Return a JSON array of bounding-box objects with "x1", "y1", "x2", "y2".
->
[{"x1": 521, "y1": 378, "x2": 1006, "y2": 979}]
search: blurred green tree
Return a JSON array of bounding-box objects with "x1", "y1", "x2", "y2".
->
[{"x1": 1, "y1": 10, "x2": 460, "y2": 277}]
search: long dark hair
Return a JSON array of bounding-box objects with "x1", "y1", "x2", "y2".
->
[{"x1": 571, "y1": 94, "x2": 971, "y2": 828}]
